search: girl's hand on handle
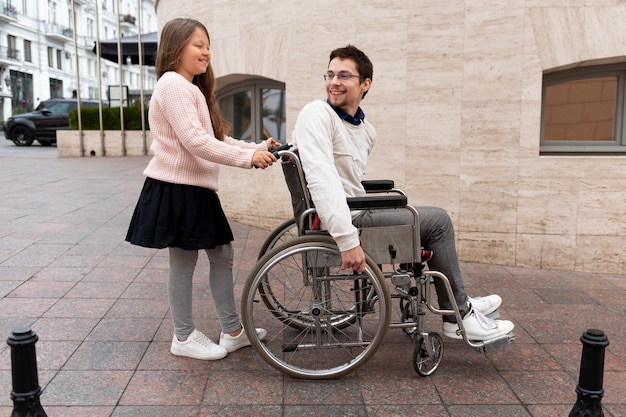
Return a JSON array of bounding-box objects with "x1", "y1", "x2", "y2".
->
[
  {"x1": 252, "y1": 150, "x2": 277, "y2": 169},
  {"x1": 266, "y1": 137, "x2": 282, "y2": 150}
]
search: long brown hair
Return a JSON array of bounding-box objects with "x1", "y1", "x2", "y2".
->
[{"x1": 155, "y1": 18, "x2": 231, "y2": 141}]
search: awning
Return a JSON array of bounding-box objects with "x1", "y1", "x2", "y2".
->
[{"x1": 93, "y1": 32, "x2": 158, "y2": 65}]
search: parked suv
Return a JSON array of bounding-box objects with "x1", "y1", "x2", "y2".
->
[{"x1": 3, "y1": 98, "x2": 100, "y2": 146}]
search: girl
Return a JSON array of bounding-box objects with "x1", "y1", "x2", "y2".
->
[{"x1": 126, "y1": 18, "x2": 277, "y2": 360}]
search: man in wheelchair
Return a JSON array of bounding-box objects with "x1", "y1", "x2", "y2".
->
[{"x1": 291, "y1": 45, "x2": 514, "y2": 342}]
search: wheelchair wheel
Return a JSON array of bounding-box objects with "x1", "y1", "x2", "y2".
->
[
  {"x1": 242, "y1": 235, "x2": 391, "y2": 379},
  {"x1": 258, "y1": 233, "x2": 357, "y2": 332},
  {"x1": 413, "y1": 332, "x2": 444, "y2": 377},
  {"x1": 258, "y1": 218, "x2": 297, "y2": 259}
]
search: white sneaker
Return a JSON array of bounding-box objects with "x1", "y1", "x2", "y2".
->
[
  {"x1": 219, "y1": 326, "x2": 267, "y2": 353},
  {"x1": 170, "y1": 329, "x2": 228, "y2": 360},
  {"x1": 443, "y1": 309, "x2": 514, "y2": 341},
  {"x1": 468, "y1": 295, "x2": 502, "y2": 316}
]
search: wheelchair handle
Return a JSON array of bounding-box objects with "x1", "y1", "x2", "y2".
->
[
  {"x1": 271, "y1": 142, "x2": 292, "y2": 157},
  {"x1": 254, "y1": 142, "x2": 292, "y2": 168}
]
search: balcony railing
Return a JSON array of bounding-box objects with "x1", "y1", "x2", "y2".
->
[
  {"x1": 0, "y1": 45, "x2": 21, "y2": 62},
  {"x1": 45, "y1": 23, "x2": 73, "y2": 41},
  {"x1": 0, "y1": 2, "x2": 18, "y2": 19}
]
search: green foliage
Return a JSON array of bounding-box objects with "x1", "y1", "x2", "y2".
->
[{"x1": 69, "y1": 106, "x2": 150, "y2": 130}]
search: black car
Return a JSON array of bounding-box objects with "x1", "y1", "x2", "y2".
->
[{"x1": 3, "y1": 98, "x2": 100, "y2": 146}]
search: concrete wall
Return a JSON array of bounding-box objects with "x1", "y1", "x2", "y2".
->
[
  {"x1": 153, "y1": 0, "x2": 626, "y2": 274},
  {"x1": 57, "y1": 131, "x2": 153, "y2": 157}
]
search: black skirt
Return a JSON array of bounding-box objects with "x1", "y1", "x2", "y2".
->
[{"x1": 125, "y1": 177, "x2": 233, "y2": 250}]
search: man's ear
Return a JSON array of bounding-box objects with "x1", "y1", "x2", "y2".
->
[{"x1": 361, "y1": 78, "x2": 372, "y2": 95}]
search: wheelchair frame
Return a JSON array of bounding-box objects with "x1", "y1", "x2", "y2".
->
[{"x1": 241, "y1": 146, "x2": 514, "y2": 379}]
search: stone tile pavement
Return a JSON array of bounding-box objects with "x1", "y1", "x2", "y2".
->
[{"x1": 0, "y1": 140, "x2": 624, "y2": 416}]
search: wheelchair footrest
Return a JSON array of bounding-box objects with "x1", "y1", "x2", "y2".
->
[{"x1": 482, "y1": 332, "x2": 515, "y2": 352}]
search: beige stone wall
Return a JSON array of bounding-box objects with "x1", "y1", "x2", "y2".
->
[
  {"x1": 154, "y1": 0, "x2": 626, "y2": 274},
  {"x1": 57, "y1": 131, "x2": 153, "y2": 157}
]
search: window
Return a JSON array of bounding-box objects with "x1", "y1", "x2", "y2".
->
[
  {"x1": 7, "y1": 35, "x2": 18, "y2": 59},
  {"x1": 41, "y1": 101, "x2": 72, "y2": 115},
  {"x1": 261, "y1": 87, "x2": 287, "y2": 141},
  {"x1": 217, "y1": 78, "x2": 286, "y2": 143},
  {"x1": 10, "y1": 71, "x2": 34, "y2": 112},
  {"x1": 23, "y1": 40, "x2": 31, "y2": 62},
  {"x1": 88, "y1": 86, "x2": 99, "y2": 100},
  {"x1": 541, "y1": 64, "x2": 626, "y2": 153},
  {"x1": 48, "y1": 1, "x2": 57, "y2": 23},
  {"x1": 221, "y1": 88, "x2": 253, "y2": 141},
  {"x1": 47, "y1": 47, "x2": 53, "y2": 67},
  {"x1": 49, "y1": 78, "x2": 63, "y2": 98},
  {"x1": 56, "y1": 49, "x2": 62, "y2": 69},
  {"x1": 87, "y1": 18, "x2": 94, "y2": 39}
]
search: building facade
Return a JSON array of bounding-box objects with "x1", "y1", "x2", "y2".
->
[
  {"x1": 0, "y1": 0, "x2": 157, "y2": 122},
  {"x1": 149, "y1": 0, "x2": 626, "y2": 275}
]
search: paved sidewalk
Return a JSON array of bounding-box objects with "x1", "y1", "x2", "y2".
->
[{"x1": 0, "y1": 143, "x2": 624, "y2": 417}]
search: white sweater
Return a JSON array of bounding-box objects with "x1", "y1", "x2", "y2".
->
[
  {"x1": 144, "y1": 71, "x2": 266, "y2": 191},
  {"x1": 292, "y1": 100, "x2": 376, "y2": 252}
]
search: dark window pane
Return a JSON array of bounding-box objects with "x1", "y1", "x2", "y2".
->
[
  {"x1": 233, "y1": 90, "x2": 253, "y2": 141},
  {"x1": 261, "y1": 88, "x2": 286, "y2": 141},
  {"x1": 219, "y1": 89, "x2": 253, "y2": 141}
]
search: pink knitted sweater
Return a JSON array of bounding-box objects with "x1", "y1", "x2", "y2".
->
[{"x1": 144, "y1": 71, "x2": 267, "y2": 191}]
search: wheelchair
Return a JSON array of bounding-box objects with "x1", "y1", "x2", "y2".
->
[{"x1": 241, "y1": 144, "x2": 514, "y2": 379}]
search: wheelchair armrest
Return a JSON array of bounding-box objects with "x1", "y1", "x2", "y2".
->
[
  {"x1": 362, "y1": 180, "x2": 394, "y2": 192},
  {"x1": 347, "y1": 195, "x2": 407, "y2": 210}
]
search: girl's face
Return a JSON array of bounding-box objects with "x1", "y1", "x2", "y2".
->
[{"x1": 176, "y1": 27, "x2": 211, "y2": 82}]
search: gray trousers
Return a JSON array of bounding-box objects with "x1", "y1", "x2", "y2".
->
[
  {"x1": 168, "y1": 244, "x2": 241, "y2": 340},
  {"x1": 354, "y1": 205, "x2": 470, "y2": 320}
]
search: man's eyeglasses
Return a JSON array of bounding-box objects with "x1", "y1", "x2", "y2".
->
[{"x1": 323, "y1": 72, "x2": 362, "y2": 82}]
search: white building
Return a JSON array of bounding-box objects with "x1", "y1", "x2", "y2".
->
[{"x1": 0, "y1": 0, "x2": 157, "y2": 122}]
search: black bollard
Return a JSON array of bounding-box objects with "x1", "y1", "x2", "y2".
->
[
  {"x1": 6, "y1": 327, "x2": 48, "y2": 417},
  {"x1": 568, "y1": 328, "x2": 610, "y2": 417}
]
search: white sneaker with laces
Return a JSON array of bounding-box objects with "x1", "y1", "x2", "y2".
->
[
  {"x1": 170, "y1": 329, "x2": 228, "y2": 360},
  {"x1": 468, "y1": 294, "x2": 502, "y2": 316},
  {"x1": 443, "y1": 309, "x2": 514, "y2": 341},
  {"x1": 219, "y1": 326, "x2": 267, "y2": 353}
]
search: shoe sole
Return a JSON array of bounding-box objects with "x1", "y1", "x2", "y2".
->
[
  {"x1": 170, "y1": 347, "x2": 228, "y2": 360},
  {"x1": 443, "y1": 324, "x2": 515, "y2": 341}
]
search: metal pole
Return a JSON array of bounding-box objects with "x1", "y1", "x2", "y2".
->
[
  {"x1": 569, "y1": 329, "x2": 609, "y2": 417},
  {"x1": 70, "y1": 0, "x2": 84, "y2": 157},
  {"x1": 136, "y1": 0, "x2": 147, "y2": 155},
  {"x1": 7, "y1": 327, "x2": 47, "y2": 417},
  {"x1": 116, "y1": 0, "x2": 126, "y2": 155},
  {"x1": 94, "y1": 0, "x2": 105, "y2": 156}
]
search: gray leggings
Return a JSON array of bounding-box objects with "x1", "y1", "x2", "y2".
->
[
  {"x1": 354, "y1": 205, "x2": 469, "y2": 319},
  {"x1": 168, "y1": 244, "x2": 240, "y2": 340}
]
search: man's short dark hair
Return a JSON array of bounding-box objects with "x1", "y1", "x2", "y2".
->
[{"x1": 329, "y1": 45, "x2": 373, "y2": 98}]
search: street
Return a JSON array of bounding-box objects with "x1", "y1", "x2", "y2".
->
[{"x1": 0, "y1": 132, "x2": 59, "y2": 154}]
